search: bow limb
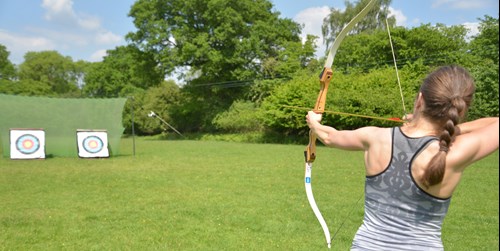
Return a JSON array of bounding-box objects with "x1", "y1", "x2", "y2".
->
[
  {"x1": 303, "y1": 0, "x2": 377, "y2": 249},
  {"x1": 304, "y1": 68, "x2": 333, "y2": 249}
]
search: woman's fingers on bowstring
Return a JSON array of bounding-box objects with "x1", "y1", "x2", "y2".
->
[{"x1": 403, "y1": 113, "x2": 413, "y2": 122}]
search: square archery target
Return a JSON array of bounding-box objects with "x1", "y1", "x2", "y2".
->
[
  {"x1": 76, "y1": 130, "x2": 109, "y2": 158},
  {"x1": 10, "y1": 129, "x2": 46, "y2": 159}
]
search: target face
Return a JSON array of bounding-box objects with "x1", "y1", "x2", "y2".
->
[
  {"x1": 82, "y1": 136, "x2": 104, "y2": 153},
  {"x1": 16, "y1": 134, "x2": 40, "y2": 154},
  {"x1": 76, "y1": 130, "x2": 109, "y2": 158},
  {"x1": 10, "y1": 129, "x2": 45, "y2": 159}
]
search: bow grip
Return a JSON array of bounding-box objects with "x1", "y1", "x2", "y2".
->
[
  {"x1": 304, "y1": 130, "x2": 317, "y2": 162},
  {"x1": 305, "y1": 67, "x2": 333, "y2": 163},
  {"x1": 314, "y1": 67, "x2": 333, "y2": 112}
]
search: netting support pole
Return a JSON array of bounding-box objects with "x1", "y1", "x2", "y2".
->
[{"x1": 129, "y1": 96, "x2": 136, "y2": 157}]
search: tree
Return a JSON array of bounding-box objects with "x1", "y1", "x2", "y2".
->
[
  {"x1": 322, "y1": 0, "x2": 394, "y2": 55},
  {"x1": 127, "y1": 0, "x2": 310, "y2": 131},
  {"x1": 18, "y1": 51, "x2": 80, "y2": 96},
  {"x1": 468, "y1": 15, "x2": 499, "y2": 64},
  {"x1": 128, "y1": 0, "x2": 302, "y2": 80},
  {"x1": 122, "y1": 80, "x2": 181, "y2": 135},
  {"x1": 83, "y1": 45, "x2": 163, "y2": 98},
  {"x1": 0, "y1": 44, "x2": 16, "y2": 80},
  {"x1": 260, "y1": 66, "x2": 416, "y2": 136},
  {"x1": 467, "y1": 16, "x2": 499, "y2": 118},
  {"x1": 330, "y1": 23, "x2": 469, "y2": 72}
]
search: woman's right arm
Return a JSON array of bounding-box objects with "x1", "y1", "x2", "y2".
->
[
  {"x1": 458, "y1": 117, "x2": 499, "y2": 134},
  {"x1": 451, "y1": 117, "x2": 499, "y2": 170}
]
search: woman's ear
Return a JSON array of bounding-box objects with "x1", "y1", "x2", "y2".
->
[{"x1": 415, "y1": 92, "x2": 424, "y2": 110}]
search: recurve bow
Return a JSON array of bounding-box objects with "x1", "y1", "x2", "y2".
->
[{"x1": 304, "y1": 0, "x2": 377, "y2": 248}]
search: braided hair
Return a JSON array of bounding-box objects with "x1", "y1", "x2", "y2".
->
[{"x1": 419, "y1": 65, "x2": 475, "y2": 188}]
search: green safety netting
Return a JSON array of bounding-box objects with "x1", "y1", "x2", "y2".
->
[{"x1": 0, "y1": 94, "x2": 126, "y2": 157}]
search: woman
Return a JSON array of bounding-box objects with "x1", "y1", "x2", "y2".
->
[{"x1": 306, "y1": 65, "x2": 499, "y2": 250}]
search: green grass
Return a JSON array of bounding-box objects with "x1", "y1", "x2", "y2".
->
[{"x1": 0, "y1": 138, "x2": 498, "y2": 250}]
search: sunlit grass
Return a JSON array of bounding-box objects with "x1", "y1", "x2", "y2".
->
[{"x1": 0, "y1": 138, "x2": 498, "y2": 250}]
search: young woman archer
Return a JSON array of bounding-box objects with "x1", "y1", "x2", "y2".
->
[{"x1": 306, "y1": 65, "x2": 499, "y2": 250}]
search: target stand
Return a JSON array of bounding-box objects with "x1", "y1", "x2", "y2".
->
[
  {"x1": 76, "y1": 129, "x2": 109, "y2": 158},
  {"x1": 10, "y1": 128, "x2": 46, "y2": 159}
]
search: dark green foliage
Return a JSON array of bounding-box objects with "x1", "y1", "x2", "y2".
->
[
  {"x1": 0, "y1": 4, "x2": 497, "y2": 138},
  {"x1": 466, "y1": 15, "x2": 499, "y2": 119},
  {"x1": 83, "y1": 45, "x2": 163, "y2": 98},
  {"x1": 0, "y1": 44, "x2": 16, "y2": 80},
  {"x1": 126, "y1": 0, "x2": 314, "y2": 131},
  {"x1": 18, "y1": 51, "x2": 82, "y2": 96},
  {"x1": 122, "y1": 80, "x2": 182, "y2": 135}
]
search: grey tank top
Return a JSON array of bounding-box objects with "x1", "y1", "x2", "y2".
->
[{"x1": 351, "y1": 127, "x2": 451, "y2": 251}]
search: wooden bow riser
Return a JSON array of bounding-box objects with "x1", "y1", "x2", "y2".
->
[{"x1": 305, "y1": 67, "x2": 333, "y2": 163}]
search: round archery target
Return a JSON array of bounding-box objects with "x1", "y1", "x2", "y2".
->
[
  {"x1": 76, "y1": 130, "x2": 109, "y2": 158},
  {"x1": 10, "y1": 129, "x2": 46, "y2": 159},
  {"x1": 16, "y1": 134, "x2": 40, "y2": 154},
  {"x1": 82, "y1": 136, "x2": 104, "y2": 153}
]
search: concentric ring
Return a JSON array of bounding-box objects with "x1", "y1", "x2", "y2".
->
[
  {"x1": 15, "y1": 134, "x2": 40, "y2": 154},
  {"x1": 82, "y1": 136, "x2": 104, "y2": 154}
]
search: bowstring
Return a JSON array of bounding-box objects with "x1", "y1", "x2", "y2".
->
[
  {"x1": 329, "y1": 194, "x2": 364, "y2": 244},
  {"x1": 385, "y1": 18, "x2": 407, "y2": 117},
  {"x1": 329, "y1": 18, "x2": 409, "y2": 247}
]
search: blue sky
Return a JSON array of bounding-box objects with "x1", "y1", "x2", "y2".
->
[{"x1": 0, "y1": 0, "x2": 498, "y2": 65}]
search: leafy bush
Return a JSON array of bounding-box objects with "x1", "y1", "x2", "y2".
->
[{"x1": 212, "y1": 100, "x2": 264, "y2": 132}]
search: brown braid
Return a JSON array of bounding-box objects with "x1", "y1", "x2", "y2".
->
[{"x1": 419, "y1": 65, "x2": 475, "y2": 188}]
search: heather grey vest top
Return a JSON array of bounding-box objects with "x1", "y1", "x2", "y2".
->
[{"x1": 351, "y1": 127, "x2": 451, "y2": 250}]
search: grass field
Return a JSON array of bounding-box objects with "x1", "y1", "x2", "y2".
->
[{"x1": 0, "y1": 137, "x2": 498, "y2": 250}]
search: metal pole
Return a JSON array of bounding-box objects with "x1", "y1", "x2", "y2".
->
[
  {"x1": 130, "y1": 96, "x2": 136, "y2": 156},
  {"x1": 148, "y1": 111, "x2": 184, "y2": 137}
]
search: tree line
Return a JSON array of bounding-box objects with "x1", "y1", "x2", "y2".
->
[{"x1": 0, "y1": 0, "x2": 498, "y2": 142}]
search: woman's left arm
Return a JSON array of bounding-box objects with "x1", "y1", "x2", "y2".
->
[{"x1": 306, "y1": 111, "x2": 375, "y2": 151}]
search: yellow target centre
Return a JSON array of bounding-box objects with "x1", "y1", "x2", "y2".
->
[
  {"x1": 23, "y1": 140, "x2": 34, "y2": 149},
  {"x1": 88, "y1": 140, "x2": 98, "y2": 148}
]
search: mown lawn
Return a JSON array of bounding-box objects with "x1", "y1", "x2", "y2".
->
[{"x1": 0, "y1": 138, "x2": 498, "y2": 250}]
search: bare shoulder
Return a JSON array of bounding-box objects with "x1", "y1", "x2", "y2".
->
[
  {"x1": 356, "y1": 126, "x2": 391, "y2": 134},
  {"x1": 361, "y1": 127, "x2": 394, "y2": 175},
  {"x1": 355, "y1": 126, "x2": 392, "y2": 146},
  {"x1": 328, "y1": 126, "x2": 392, "y2": 151}
]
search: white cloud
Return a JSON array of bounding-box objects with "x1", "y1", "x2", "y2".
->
[
  {"x1": 41, "y1": 0, "x2": 101, "y2": 31},
  {"x1": 294, "y1": 6, "x2": 331, "y2": 58},
  {"x1": 90, "y1": 49, "x2": 108, "y2": 62},
  {"x1": 25, "y1": 26, "x2": 88, "y2": 46},
  {"x1": 95, "y1": 31, "x2": 122, "y2": 44},
  {"x1": 41, "y1": 0, "x2": 75, "y2": 20},
  {"x1": 33, "y1": 0, "x2": 124, "y2": 63},
  {"x1": 0, "y1": 29, "x2": 56, "y2": 63},
  {"x1": 410, "y1": 18, "x2": 421, "y2": 27},
  {"x1": 388, "y1": 7, "x2": 407, "y2": 27},
  {"x1": 41, "y1": 0, "x2": 78, "y2": 27},
  {"x1": 77, "y1": 14, "x2": 101, "y2": 31},
  {"x1": 463, "y1": 22, "x2": 480, "y2": 39}
]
